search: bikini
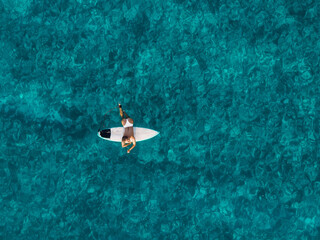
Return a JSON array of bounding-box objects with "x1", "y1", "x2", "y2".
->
[{"x1": 123, "y1": 119, "x2": 133, "y2": 128}]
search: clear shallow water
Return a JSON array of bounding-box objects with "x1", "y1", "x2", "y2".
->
[{"x1": 1, "y1": 0, "x2": 320, "y2": 239}]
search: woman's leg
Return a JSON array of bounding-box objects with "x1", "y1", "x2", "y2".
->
[
  {"x1": 123, "y1": 111, "x2": 130, "y2": 119},
  {"x1": 119, "y1": 107, "x2": 125, "y2": 119},
  {"x1": 124, "y1": 111, "x2": 133, "y2": 124}
]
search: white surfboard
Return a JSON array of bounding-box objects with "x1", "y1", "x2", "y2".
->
[{"x1": 98, "y1": 127, "x2": 159, "y2": 142}]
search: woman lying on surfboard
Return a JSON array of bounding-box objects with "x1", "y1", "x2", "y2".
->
[{"x1": 119, "y1": 104, "x2": 136, "y2": 153}]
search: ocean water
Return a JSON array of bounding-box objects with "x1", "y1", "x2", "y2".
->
[{"x1": 1, "y1": 0, "x2": 320, "y2": 239}]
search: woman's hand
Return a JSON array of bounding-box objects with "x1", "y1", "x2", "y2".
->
[{"x1": 127, "y1": 149, "x2": 130, "y2": 154}]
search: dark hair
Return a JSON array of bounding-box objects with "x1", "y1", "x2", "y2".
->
[{"x1": 122, "y1": 136, "x2": 128, "y2": 141}]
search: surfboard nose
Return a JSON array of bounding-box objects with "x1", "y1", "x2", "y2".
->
[{"x1": 99, "y1": 129, "x2": 111, "y2": 139}]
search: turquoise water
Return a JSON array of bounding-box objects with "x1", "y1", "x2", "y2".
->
[{"x1": 1, "y1": 0, "x2": 320, "y2": 239}]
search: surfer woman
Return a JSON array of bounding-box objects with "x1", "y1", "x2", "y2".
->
[{"x1": 119, "y1": 104, "x2": 136, "y2": 153}]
